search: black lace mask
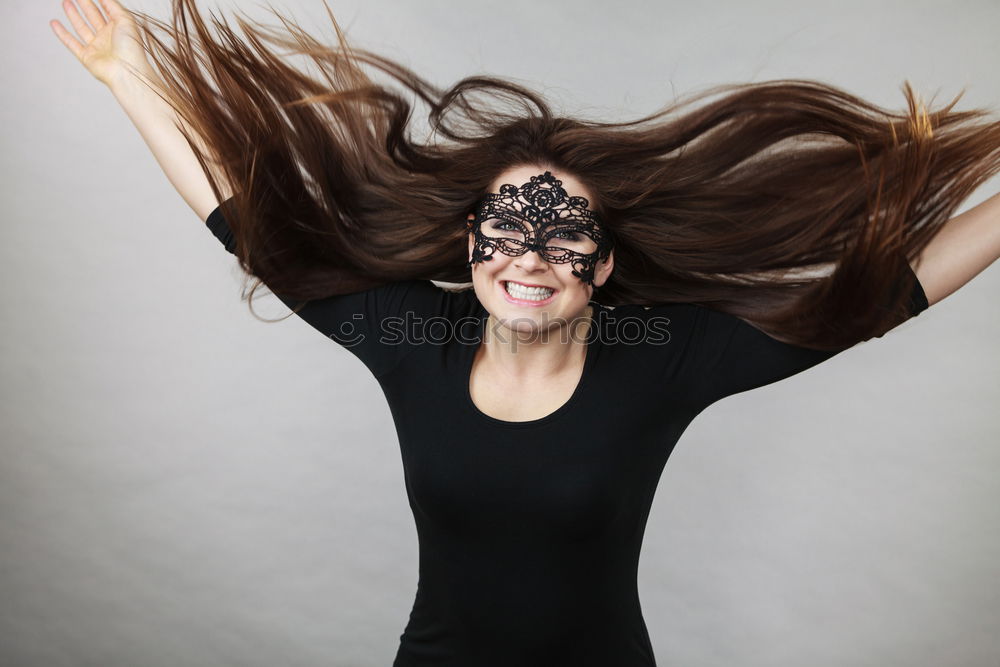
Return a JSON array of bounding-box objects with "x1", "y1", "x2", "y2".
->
[{"x1": 465, "y1": 171, "x2": 614, "y2": 286}]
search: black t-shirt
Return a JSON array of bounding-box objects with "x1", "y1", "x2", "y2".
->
[{"x1": 205, "y1": 203, "x2": 928, "y2": 666}]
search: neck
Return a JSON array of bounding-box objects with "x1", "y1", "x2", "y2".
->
[{"x1": 481, "y1": 306, "x2": 593, "y2": 379}]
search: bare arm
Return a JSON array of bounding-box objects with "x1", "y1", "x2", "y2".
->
[
  {"x1": 109, "y1": 69, "x2": 231, "y2": 222},
  {"x1": 51, "y1": 0, "x2": 230, "y2": 222},
  {"x1": 912, "y1": 190, "x2": 1000, "y2": 307}
]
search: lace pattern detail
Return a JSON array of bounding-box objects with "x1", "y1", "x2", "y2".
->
[{"x1": 466, "y1": 171, "x2": 614, "y2": 285}]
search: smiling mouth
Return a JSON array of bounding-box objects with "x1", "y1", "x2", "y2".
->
[{"x1": 502, "y1": 280, "x2": 557, "y2": 302}]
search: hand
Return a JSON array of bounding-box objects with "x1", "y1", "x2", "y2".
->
[{"x1": 50, "y1": 0, "x2": 152, "y2": 88}]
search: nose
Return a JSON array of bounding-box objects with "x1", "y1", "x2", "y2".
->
[{"x1": 513, "y1": 246, "x2": 550, "y2": 273}]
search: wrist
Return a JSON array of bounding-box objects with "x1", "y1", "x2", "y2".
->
[{"x1": 108, "y1": 64, "x2": 162, "y2": 99}]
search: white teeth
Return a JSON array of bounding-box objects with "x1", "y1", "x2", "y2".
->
[{"x1": 504, "y1": 281, "x2": 554, "y2": 301}]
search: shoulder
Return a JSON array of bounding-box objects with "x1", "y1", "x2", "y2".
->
[
  {"x1": 340, "y1": 279, "x2": 478, "y2": 314},
  {"x1": 590, "y1": 300, "x2": 701, "y2": 347}
]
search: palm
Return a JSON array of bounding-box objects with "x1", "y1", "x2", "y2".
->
[
  {"x1": 84, "y1": 17, "x2": 142, "y2": 80},
  {"x1": 51, "y1": 0, "x2": 150, "y2": 87}
]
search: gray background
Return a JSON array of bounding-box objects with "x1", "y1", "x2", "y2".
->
[{"x1": 4, "y1": 0, "x2": 999, "y2": 665}]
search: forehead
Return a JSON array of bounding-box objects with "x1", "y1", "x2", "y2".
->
[{"x1": 487, "y1": 166, "x2": 595, "y2": 205}]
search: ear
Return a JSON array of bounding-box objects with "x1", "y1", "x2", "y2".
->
[
  {"x1": 592, "y1": 250, "x2": 615, "y2": 288},
  {"x1": 467, "y1": 214, "x2": 475, "y2": 261}
]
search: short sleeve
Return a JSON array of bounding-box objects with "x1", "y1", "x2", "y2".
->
[
  {"x1": 684, "y1": 265, "x2": 929, "y2": 408},
  {"x1": 205, "y1": 200, "x2": 465, "y2": 379}
]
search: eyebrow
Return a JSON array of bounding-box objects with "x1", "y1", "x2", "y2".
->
[{"x1": 489, "y1": 214, "x2": 597, "y2": 229}]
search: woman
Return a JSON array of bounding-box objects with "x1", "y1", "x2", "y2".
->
[{"x1": 51, "y1": 0, "x2": 1000, "y2": 665}]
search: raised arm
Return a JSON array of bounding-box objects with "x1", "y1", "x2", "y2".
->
[
  {"x1": 911, "y1": 190, "x2": 1000, "y2": 307},
  {"x1": 107, "y1": 66, "x2": 230, "y2": 222},
  {"x1": 51, "y1": 0, "x2": 458, "y2": 380},
  {"x1": 681, "y1": 263, "x2": 930, "y2": 409},
  {"x1": 51, "y1": 0, "x2": 229, "y2": 221}
]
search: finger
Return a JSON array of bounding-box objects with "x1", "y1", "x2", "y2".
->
[
  {"x1": 97, "y1": 0, "x2": 127, "y2": 21},
  {"x1": 62, "y1": 0, "x2": 96, "y2": 43},
  {"x1": 78, "y1": 0, "x2": 109, "y2": 32},
  {"x1": 49, "y1": 19, "x2": 87, "y2": 62}
]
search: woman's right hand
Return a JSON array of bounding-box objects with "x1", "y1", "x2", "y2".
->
[{"x1": 50, "y1": 0, "x2": 152, "y2": 88}]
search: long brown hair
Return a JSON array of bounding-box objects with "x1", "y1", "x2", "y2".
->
[{"x1": 125, "y1": 0, "x2": 1000, "y2": 350}]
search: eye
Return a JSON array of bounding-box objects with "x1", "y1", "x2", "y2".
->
[
  {"x1": 492, "y1": 220, "x2": 519, "y2": 231},
  {"x1": 553, "y1": 230, "x2": 581, "y2": 241}
]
